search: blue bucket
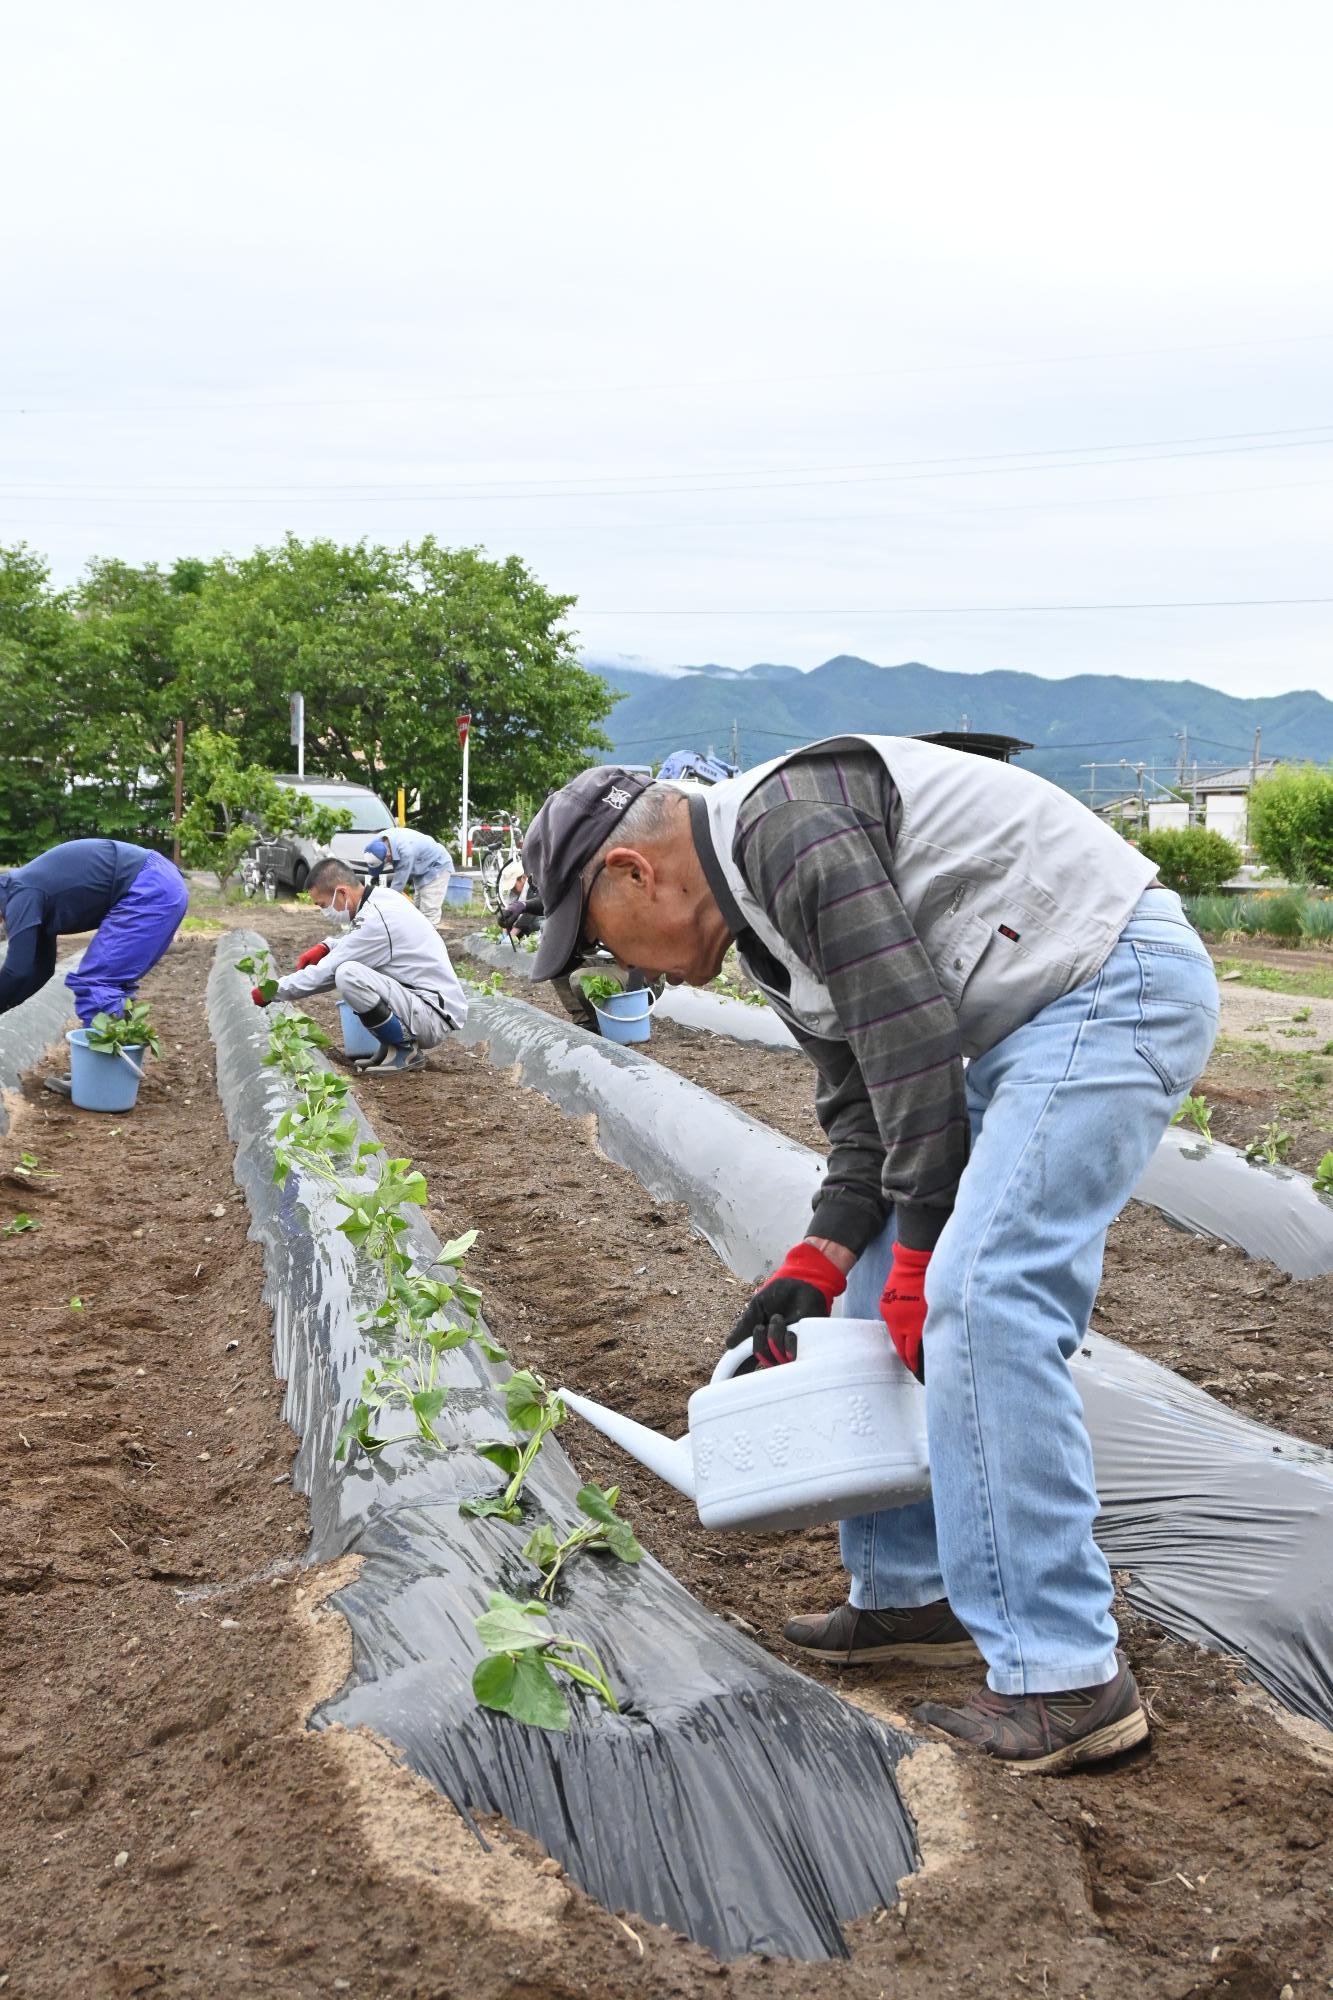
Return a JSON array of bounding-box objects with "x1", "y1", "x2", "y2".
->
[
  {"x1": 66, "y1": 1028, "x2": 147, "y2": 1113},
  {"x1": 591, "y1": 987, "x2": 655, "y2": 1045},
  {"x1": 338, "y1": 1002, "x2": 382, "y2": 1059},
  {"x1": 446, "y1": 874, "x2": 473, "y2": 906}
]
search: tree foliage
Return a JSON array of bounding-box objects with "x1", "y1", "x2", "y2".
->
[
  {"x1": 0, "y1": 537, "x2": 614, "y2": 857},
  {"x1": 177, "y1": 727, "x2": 353, "y2": 886},
  {"x1": 1247, "y1": 764, "x2": 1333, "y2": 885},
  {"x1": 1136, "y1": 824, "x2": 1242, "y2": 895}
]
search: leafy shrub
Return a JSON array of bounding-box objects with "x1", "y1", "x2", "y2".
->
[
  {"x1": 1231, "y1": 890, "x2": 1306, "y2": 940},
  {"x1": 1181, "y1": 892, "x2": 1235, "y2": 936},
  {"x1": 1298, "y1": 898, "x2": 1333, "y2": 942},
  {"x1": 1138, "y1": 826, "x2": 1241, "y2": 896},
  {"x1": 1248, "y1": 764, "x2": 1333, "y2": 885}
]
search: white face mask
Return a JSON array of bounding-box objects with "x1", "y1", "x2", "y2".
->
[{"x1": 334, "y1": 893, "x2": 356, "y2": 925}]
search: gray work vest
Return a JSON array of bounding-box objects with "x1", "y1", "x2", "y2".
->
[{"x1": 694, "y1": 734, "x2": 1158, "y2": 1058}]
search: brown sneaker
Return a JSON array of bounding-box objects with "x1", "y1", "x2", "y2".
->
[
  {"x1": 914, "y1": 1652, "x2": 1149, "y2": 1774},
  {"x1": 783, "y1": 1598, "x2": 981, "y2": 1666}
]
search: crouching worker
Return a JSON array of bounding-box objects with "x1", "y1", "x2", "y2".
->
[
  {"x1": 522, "y1": 744, "x2": 1219, "y2": 1773},
  {"x1": 257, "y1": 858, "x2": 467, "y2": 1073},
  {"x1": 0, "y1": 838, "x2": 188, "y2": 1096},
  {"x1": 361, "y1": 825, "x2": 454, "y2": 928}
]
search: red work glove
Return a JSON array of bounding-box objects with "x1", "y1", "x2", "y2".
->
[
  {"x1": 251, "y1": 986, "x2": 269, "y2": 1008},
  {"x1": 880, "y1": 1245, "x2": 931, "y2": 1382},
  {"x1": 295, "y1": 942, "x2": 331, "y2": 971},
  {"x1": 725, "y1": 1241, "x2": 848, "y2": 1368}
]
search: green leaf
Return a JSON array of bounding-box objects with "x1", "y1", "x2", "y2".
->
[
  {"x1": 476, "y1": 1440, "x2": 521, "y2": 1479},
  {"x1": 424, "y1": 1324, "x2": 472, "y2": 1353},
  {"x1": 459, "y1": 1493, "x2": 522, "y2": 1523},
  {"x1": 577, "y1": 1482, "x2": 644, "y2": 1564},
  {"x1": 3, "y1": 1213, "x2": 38, "y2": 1236},
  {"x1": 437, "y1": 1228, "x2": 479, "y2": 1264},
  {"x1": 504, "y1": 1369, "x2": 547, "y2": 1432},
  {"x1": 472, "y1": 1650, "x2": 571, "y2": 1730},
  {"x1": 522, "y1": 1522, "x2": 561, "y2": 1571},
  {"x1": 334, "y1": 1401, "x2": 380, "y2": 1462},
  {"x1": 474, "y1": 1591, "x2": 553, "y2": 1652},
  {"x1": 473, "y1": 1328, "x2": 508, "y2": 1363},
  {"x1": 411, "y1": 1387, "x2": 449, "y2": 1433}
]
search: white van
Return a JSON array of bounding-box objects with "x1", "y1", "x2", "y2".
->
[{"x1": 260, "y1": 774, "x2": 399, "y2": 892}]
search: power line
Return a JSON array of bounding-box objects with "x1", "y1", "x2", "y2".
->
[
  {"x1": 4, "y1": 430, "x2": 1332, "y2": 509},
  {"x1": 5, "y1": 422, "x2": 1329, "y2": 497},
  {"x1": 585, "y1": 595, "x2": 1333, "y2": 615},
  {"x1": 4, "y1": 330, "x2": 1330, "y2": 421}
]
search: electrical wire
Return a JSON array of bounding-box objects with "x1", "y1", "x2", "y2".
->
[{"x1": 3, "y1": 328, "x2": 1330, "y2": 420}]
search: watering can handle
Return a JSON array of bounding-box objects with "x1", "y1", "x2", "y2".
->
[{"x1": 709, "y1": 1339, "x2": 754, "y2": 1385}]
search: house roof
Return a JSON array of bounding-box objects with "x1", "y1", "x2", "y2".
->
[{"x1": 1195, "y1": 758, "x2": 1280, "y2": 793}]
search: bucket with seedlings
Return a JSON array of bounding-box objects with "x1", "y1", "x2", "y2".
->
[
  {"x1": 584, "y1": 974, "x2": 655, "y2": 1045},
  {"x1": 67, "y1": 1002, "x2": 161, "y2": 1113}
]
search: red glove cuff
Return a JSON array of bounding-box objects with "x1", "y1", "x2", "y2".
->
[
  {"x1": 296, "y1": 942, "x2": 331, "y2": 970},
  {"x1": 772, "y1": 1241, "x2": 848, "y2": 1310},
  {"x1": 890, "y1": 1245, "x2": 932, "y2": 1278}
]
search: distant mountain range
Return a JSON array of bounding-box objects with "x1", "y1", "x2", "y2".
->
[{"x1": 584, "y1": 655, "x2": 1333, "y2": 794}]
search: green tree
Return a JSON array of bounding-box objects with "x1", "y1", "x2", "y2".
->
[
  {"x1": 1248, "y1": 764, "x2": 1333, "y2": 884},
  {"x1": 1136, "y1": 824, "x2": 1241, "y2": 895},
  {"x1": 0, "y1": 545, "x2": 72, "y2": 854},
  {"x1": 178, "y1": 727, "x2": 353, "y2": 887},
  {"x1": 176, "y1": 535, "x2": 615, "y2": 832}
]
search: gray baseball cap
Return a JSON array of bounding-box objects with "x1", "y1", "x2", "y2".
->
[{"x1": 523, "y1": 766, "x2": 653, "y2": 980}]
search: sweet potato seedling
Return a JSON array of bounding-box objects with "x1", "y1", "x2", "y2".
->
[
  {"x1": 461, "y1": 1369, "x2": 568, "y2": 1522},
  {"x1": 4, "y1": 1213, "x2": 38, "y2": 1236},
  {"x1": 1315, "y1": 1152, "x2": 1333, "y2": 1197},
  {"x1": 523, "y1": 1483, "x2": 643, "y2": 1600},
  {"x1": 1171, "y1": 1092, "x2": 1213, "y2": 1143},
  {"x1": 471, "y1": 1591, "x2": 620, "y2": 1730},
  {"x1": 1244, "y1": 1122, "x2": 1293, "y2": 1166},
  {"x1": 86, "y1": 1001, "x2": 162, "y2": 1060},
  {"x1": 235, "y1": 949, "x2": 280, "y2": 1005}
]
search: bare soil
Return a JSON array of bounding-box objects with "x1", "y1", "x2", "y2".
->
[{"x1": 3, "y1": 900, "x2": 1329, "y2": 1998}]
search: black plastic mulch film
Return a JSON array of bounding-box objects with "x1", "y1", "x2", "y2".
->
[
  {"x1": 0, "y1": 947, "x2": 85, "y2": 1135},
  {"x1": 208, "y1": 936, "x2": 918, "y2": 1963}
]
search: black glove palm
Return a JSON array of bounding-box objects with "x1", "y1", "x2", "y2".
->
[{"x1": 725, "y1": 1277, "x2": 831, "y2": 1368}]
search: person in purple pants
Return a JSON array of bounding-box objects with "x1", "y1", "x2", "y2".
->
[{"x1": 0, "y1": 838, "x2": 188, "y2": 1095}]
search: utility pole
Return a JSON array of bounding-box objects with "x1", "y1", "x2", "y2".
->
[
  {"x1": 289, "y1": 692, "x2": 305, "y2": 780},
  {"x1": 1251, "y1": 725, "x2": 1262, "y2": 787},
  {"x1": 729, "y1": 717, "x2": 740, "y2": 769},
  {"x1": 1175, "y1": 725, "x2": 1189, "y2": 788}
]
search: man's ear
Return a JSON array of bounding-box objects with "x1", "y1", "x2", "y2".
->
[{"x1": 602, "y1": 845, "x2": 655, "y2": 893}]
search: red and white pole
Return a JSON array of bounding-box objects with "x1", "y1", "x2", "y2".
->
[{"x1": 457, "y1": 713, "x2": 472, "y2": 866}]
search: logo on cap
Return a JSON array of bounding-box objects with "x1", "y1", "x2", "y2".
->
[{"x1": 603, "y1": 785, "x2": 632, "y2": 810}]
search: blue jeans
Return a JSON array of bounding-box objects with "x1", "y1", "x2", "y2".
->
[
  {"x1": 836, "y1": 887, "x2": 1218, "y2": 1694},
  {"x1": 66, "y1": 850, "x2": 189, "y2": 1025}
]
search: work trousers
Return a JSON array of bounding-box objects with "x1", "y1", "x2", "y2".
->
[
  {"x1": 334, "y1": 961, "x2": 453, "y2": 1051},
  {"x1": 65, "y1": 851, "x2": 189, "y2": 1026},
  {"x1": 836, "y1": 887, "x2": 1218, "y2": 1694}
]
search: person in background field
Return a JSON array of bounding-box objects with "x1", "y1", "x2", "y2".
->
[
  {"x1": 519, "y1": 742, "x2": 1218, "y2": 1775},
  {"x1": 500, "y1": 871, "x2": 661, "y2": 1031},
  {"x1": 360, "y1": 825, "x2": 454, "y2": 927},
  {"x1": 257, "y1": 856, "x2": 467, "y2": 1074},
  {"x1": 0, "y1": 837, "x2": 189, "y2": 1096}
]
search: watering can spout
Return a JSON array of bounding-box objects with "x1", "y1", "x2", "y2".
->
[{"x1": 558, "y1": 1387, "x2": 696, "y2": 1498}]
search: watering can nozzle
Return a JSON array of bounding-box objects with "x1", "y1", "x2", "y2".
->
[{"x1": 557, "y1": 1387, "x2": 696, "y2": 1498}]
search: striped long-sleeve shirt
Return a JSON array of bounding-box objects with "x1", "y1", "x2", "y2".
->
[{"x1": 726, "y1": 750, "x2": 969, "y2": 1255}]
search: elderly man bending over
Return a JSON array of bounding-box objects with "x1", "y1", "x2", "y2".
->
[
  {"x1": 254, "y1": 857, "x2": 467, "y2": 1072},
  {"x1": 521, "y1": 740, "x2": 1218, "y2": 1774}
]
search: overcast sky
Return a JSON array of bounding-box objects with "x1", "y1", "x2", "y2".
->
[{"x1": 4, "y1": 0, "x2": 1331, "y2": 700}]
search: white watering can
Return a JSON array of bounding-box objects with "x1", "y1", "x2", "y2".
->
[{"x1": 559, "y1": 1317, "x2": 931, "y2": 1533}]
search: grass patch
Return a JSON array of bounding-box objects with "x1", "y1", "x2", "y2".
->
[
  {"x1": 1213, "y1": 956, "x2": 1333, "y2": 1002},
  {"x1": 179, "y1": 915, "x2": 224, "y2": 936},
  {"x1": 1207, "y1": 1034, "x2": 1333, "y2": 1119}
]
